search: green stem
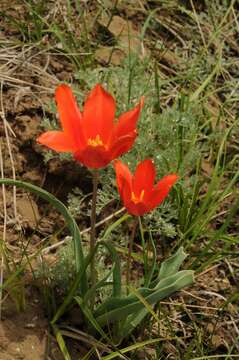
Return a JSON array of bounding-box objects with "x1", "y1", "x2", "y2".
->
[
  {"x1": 138, "y1": 216, "x2": 148, "y2": 283},
  {"x1": 90, "y1": 170, "x2": 99, "y2": 301},
  {"x1": 126, "y1": 218, "x2": 137, "y2": 294}
]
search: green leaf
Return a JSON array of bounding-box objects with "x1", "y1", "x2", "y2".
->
[
  {"x1": 102, "y1": 213, "x2": 131, "y2": 241},
  {"x1": 84, "y1": 240, "x2": 122, "y2": 304},
  {"x1": 120, "y1": 285, "x2": 161, "y2": 340},
  {"x1": 94, "y1": 287, "x2": 154, "y2": 319},
  {"x1": 94, "y1": 251, "x2": 190, "y2": 319},
  {"x1": 101, "y1": 241, "x2": 122, "y2": 298},
  {"x1": 74, "y1": 295, "x2": 112, "y2": 342},
  {"x1": 158, "y1": 246, "x2": 188, "y2": 280},
  {"x1": 52, "y1": 324, "x2": 72, "y2": 360},
  {"x1": 144, "y1": 230, "x2": 157, "y2": 287},
  {"x1": 96, "y1": 270, "x2": 194, "y2": 327}
]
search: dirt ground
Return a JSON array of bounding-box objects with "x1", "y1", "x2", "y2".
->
[{"x1": 0, "y1": 294, "x2": 62, "y2": 360}]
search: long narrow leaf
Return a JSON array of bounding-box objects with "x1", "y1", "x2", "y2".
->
[
  {"x1": 101, "y1": 337, "x2": 170, "y2": 360},
  {"x1": 143, "y1": 230, "x2": 157, "y2": 287},
  {"x1": 120, "y1": 285, "x2": 162, "y2": 339},
  {"x1": 84, "y1": 240, "x2": 122, "y2": 303},
  {"x1": 96, "y1": 270, "x2": 194, "y2": 326},
  {"x1": 158, "y1": 247, "x2": 187, "y2": 280},
  {"x1": 52, "y1": 324, "x2": 72, "y2": 360}
]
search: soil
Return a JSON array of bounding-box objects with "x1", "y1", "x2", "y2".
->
[
  {"x1": 0, "y1": 290, "x2": 62, "y2": 360},
  {"x1": 0, "y1": 1, "x2": 239, "y2": 359}
]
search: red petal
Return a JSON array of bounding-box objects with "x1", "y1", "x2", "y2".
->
[
  {"x1": 83, "y1": 84, "x2": 115, "y2": 143},
  {"x1": 114, "y1": 97, "x2": 144, "y2": 138},
  {"x1": 132, "y1": 159, "x2": 156, "y2": 197},
  {"x1": 109, "y1": 133, "x2": 137, "y2": 160},
  {"x1": 37, "y1": 131, "x2": 76, "y2": 152},
  {"x1": 74, "y1": 146, "x2": 111, "y2": 169},
  {"x1": 114, "y1": 160, "x2": 132, "y2": 205},
  {"x1": 125, "y1": 201, "x2": 148, "y2": 216},
  {"x1": 55, "y1": 84, "x2": 85, "y2": 148},
  {"x1": 147, "y1": 174, "x2": 179, "y2": 210}
]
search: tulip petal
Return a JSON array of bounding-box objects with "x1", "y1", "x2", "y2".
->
[
  {"x1": 125, "y1": 201, "x2": 149, "y2": 216},
  {"x1": 83, "y1": 84, "x2": 115, "y2": 143},
  {"x1": 110, "y1": 133, "x2": 137, "y2": 160},
  {"x1": 55, "y1": 84, "x2": 86, "y2": 148},
  {"x1": 74, "y1": 146, "x2": 111, "y2": 169},
  {"x1": 132, "y1": 159, "x2": 156, "y2": 197},
  {"x1": 114, "y1": 97, "x2": 144, "y2": 138},
  {"x1": 37, "y1": 131, "x2": 77, "y2": 152},
  {"x1": 147, "y1": 174, "x2": 179, "y2": 210},
  {"x1": 114, "y1": 160, "x2": 132, "y2": 205}
]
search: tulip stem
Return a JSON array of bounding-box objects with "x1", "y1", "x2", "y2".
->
[
  {"x1": 126, "y1": 218, "x2": 137, "y2": 294},
  {"x1": 138, "y1": 216, "x2": 148, "y2": 284},
  {"x1": 90, "y1": 169, "x2": 99, "y2": 305}
]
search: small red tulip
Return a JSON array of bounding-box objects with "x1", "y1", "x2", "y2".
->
[
  {"x1": 37, "y1": 84, "x2": 144, "y2": 169},
  {"x1": 114, "y1": 159, "x2": 178, "y2": 216}
]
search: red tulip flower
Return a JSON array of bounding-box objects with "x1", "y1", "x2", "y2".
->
[
  {"x1": 114, "y1": 159, "x2": 178, "y2": 216},
  {"x1": 37, "y1": 84, "x2": 144, "y2": 169}
]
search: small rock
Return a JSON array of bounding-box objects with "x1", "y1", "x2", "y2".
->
[
  {"x1": 95, "y1": 46, "x2": 125, "y2": 65},
  {"x1": 24, "y1": 323, "x2": 36, "y2": 329},
  {"x1": 98, "y1": 15, "x2": 147, "y2": 57},
  {"x1": 17, "y1": 197, "x2": 40, "y2": 228}
]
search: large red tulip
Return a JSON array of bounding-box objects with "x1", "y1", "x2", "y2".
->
[
  {"x1": 114, "y1": 159, "x2": 178, "y2": 216},
  {"x1": 37, "y1": 84, "x2": 144, "y2": 169}
]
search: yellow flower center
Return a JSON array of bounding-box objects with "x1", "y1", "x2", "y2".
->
[
  {"x1": 131, "y1": 190, "x2": 145, "y2": 204},
  {"x1": 87, "y1": 134, "x2": 104, "y2": 147}
]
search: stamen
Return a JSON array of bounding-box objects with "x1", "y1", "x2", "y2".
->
[
  {"x1": 131, "y1": 190, "x2": 145, "y2": 204},
  {"x1": 88, "y1": 134, "x2": 104, "y2": 147}
]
